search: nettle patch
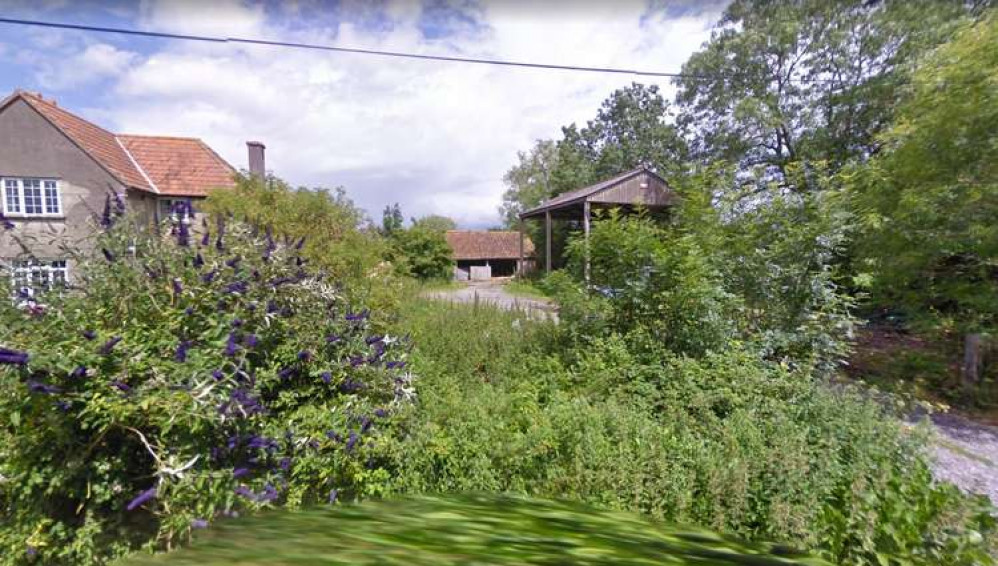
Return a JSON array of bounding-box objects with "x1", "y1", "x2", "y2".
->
[{"x1": 0, "y1": 201, "x2": 415, "y2": 565}]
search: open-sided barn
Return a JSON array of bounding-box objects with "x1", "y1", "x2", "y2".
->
[{"x1": 446, "y1": 230, "x2": 535, "y2": 280}]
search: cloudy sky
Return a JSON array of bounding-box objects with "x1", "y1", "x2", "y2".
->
[{"x1": 0, "y1": 0, "x2": 725, "y2": 228}]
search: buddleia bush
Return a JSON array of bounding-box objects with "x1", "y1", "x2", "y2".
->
[{"x1": 0, "y1": 208, "x2": 414, "y2": 565}]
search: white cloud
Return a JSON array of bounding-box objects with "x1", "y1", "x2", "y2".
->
[
  {"x1": 102, "y1": 0, "x2": 722, "y2": 227},
  {"x1": 35, "y1": 43, "x2": 139, "y2": 90}
]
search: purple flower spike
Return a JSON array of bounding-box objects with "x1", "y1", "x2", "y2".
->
[
  {"x1": 102, "y1": 248, "x2": 115, "y2": 262},
  {"x1": 224, "y1": 333, "x2": 239, "y2": 357},
  {"x1": 202, "y1": 269, "x2": 218, "y2": 284},
  {"x1": 27, "y1": 380, "x2": 59, "y2": 394},
  {"x1": 175, "y1": 340, "x2": 193, "y2": 363},
  {"x1": 0, "y1": 346, "x2": 29, "y2": 366},
  {"x1": 98, "y1": 336, "x2": 122, "y2": 355},
  {"x1": 345, "y1": 431, "x2": 359, "y2": 452},
  {"x1": 177, "y1": 220, "x2": 190, "y2": 247},
  {"x1": 82, "y1": 329, "x2": 97, "y2": 341},
  {"x1": 191, "y1": 518, "x2": 209, "y2": 529},
  {"x1": 70, "y1": 365, "x2": 87, "y2": 379},
  {"x1": 225, "y1": 281, "x2": 248, "y2": 295},
  {"x1": 278, "y1": 366, "x2": 296, "y2": 380},
  {"x1": 320, "y1": 371, "x2": 332, "y2": 384},
  {"x1": 100, "y1": 195, "x2": 113, "y2": 228},
  {"x1": 326, "y1": 334, "x2": 341, "y2": 344},
  {"x1": 374, "y1": 408, "x2": 388, "y2": 418},
  {"x1": 295, "y1": 236, "x2": 306, "y2": 250},
  {"x1": 112, "y1": 380, "x2": 131, "y2": 392},
  {"x1": 233, "y1": 467, "x2": 250, "y2": 478},
  {"x1": 193, "y1": 252, "x2": 205, "y2": 269},
  {"x1": 212, "y1": 369, "x2": 224, "y2": 381},
  {"x1": 172, "y1": 278, "x2": 184, "y2": 296},
  {"x1": 1, "y1": 213, "x2": 14, "y2": 231},
  {"x1": 297, "y1": 350, "x2": 312, "y2": 362},
  {"x1": 328, "y1": 489, "x2": 338, "y2": 504},
  {"x1": 215, "y1": 235, "x2": 224, "y2": 252},
  {"x1": 184, "y1": 307, "x2": 194, "y2": 316},
  {"x1": 365, "y1": 335, "x2": 383, "y2": 345},
  {"x1": 201, "y1": 230, "x2": 211, "y2": 247},
  {"x1": 226, "y1": 256, "x2": 241, "y2": 270},
  {"x1": 243, "y1": 334, "x2": 259, "y2": 349},
  {"x1": 114, "y1": 192, "x2": 127, "y2": 215},
  {"x1": 126, "y1": 486, "x2": 157, "y2": 511},
  {"x1": 231, "y1": 318, "x2": 243, "y2": 327}
]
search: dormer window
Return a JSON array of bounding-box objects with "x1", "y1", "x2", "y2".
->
[{"x1": 2, "y1": 178, "x2": 62, "y2": 217}]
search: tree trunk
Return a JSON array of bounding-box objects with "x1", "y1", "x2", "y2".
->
[{"x1": 962, "y1": 333, "x2": 983, "y2": 387}]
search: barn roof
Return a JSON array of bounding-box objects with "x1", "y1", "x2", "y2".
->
[
  {"x1": 1, "y1": 90, "x2": 236, "y2": 197},
  {"x1": 446, "y1": 230, "x2": 535, "y2": 260},
  {"x1": 519, "y1": 166, "x2": 676, "y2": 219}
]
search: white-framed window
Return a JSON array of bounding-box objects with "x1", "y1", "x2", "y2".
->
[
  {"x1": 158, "y1": 198, "x2": 194, "y2": 220},
  {"x1": 1, "y1": 178, "x2": 62, "y2": 217},
  {"x1": 8, "y1": 259, "x2": 68, "y2": 298}
]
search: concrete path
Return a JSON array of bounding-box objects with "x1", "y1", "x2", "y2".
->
[{"x1": 424, "y1": 281, "x2": 558, "y2": 321}]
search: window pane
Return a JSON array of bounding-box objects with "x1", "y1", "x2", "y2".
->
[
  {"x1": 4, "y1": 180, "x2": 20, "y2": 213},
  {"x1": 23, "y1": 179, "x2": 42, "y2": 215},
  {"x1": 43, "y1": 181, "x2": 60, "y2": 214}
]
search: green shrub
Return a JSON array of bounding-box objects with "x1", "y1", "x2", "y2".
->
[
  {"x1": 390, "y1": 298, "x2": 996, "y2": 565},
  {"x1": 203, "y1": 175, "x2": 404, "y2": 319},
  {"x1": 0, "y1": 215, "x2": 414, "y2": 564}
]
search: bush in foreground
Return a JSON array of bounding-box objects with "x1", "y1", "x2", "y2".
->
[
  {"x1": 0, "y1": 214, "x2": 414, "y2": 564},
  {"x1": 120, "y1": 494, "x2": 830, "y2": 565}
]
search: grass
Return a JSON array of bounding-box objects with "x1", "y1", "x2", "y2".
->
[
  {"x1": 118, "y1": 494, "x2": 829, "y2": 565},
  {"x1": 504, "y1": 278, "x2": 550, "y2": 300},
  {"x1": 417, "y1": 278, "x2": 463, "y2": 293}
]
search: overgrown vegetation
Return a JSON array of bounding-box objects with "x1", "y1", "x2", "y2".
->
[
  {"x1": 0, "y1": 213, "x2": 413, "y2": 564},
  {"x1": 389, "y1": 292, "x2": 994, "y2": 565}
]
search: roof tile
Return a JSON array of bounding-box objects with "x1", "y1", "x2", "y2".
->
[{"x1": 446, "y1": 231, "x2": 535, "y2": 261}]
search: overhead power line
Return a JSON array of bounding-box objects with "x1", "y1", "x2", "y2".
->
[
  {"x1": 0, "y1": 16, "x2": 692, "y2": 77},
  {"x1": 0, "y1": 16, "x2": 837, "y2": 83}
]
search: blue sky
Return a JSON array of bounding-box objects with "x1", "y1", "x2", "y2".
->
[{"x1": 0, "y1": 0, "x2": 724, "y2": 228}]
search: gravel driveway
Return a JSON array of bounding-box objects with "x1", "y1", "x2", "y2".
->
[
  {"x1": 919, "y1": 411, "x2": 998, "y2": 506},
  {"x1": 424, "y1": 281, "x2": 558, "y2": 321}
]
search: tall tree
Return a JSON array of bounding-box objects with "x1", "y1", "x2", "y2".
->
[
  {"x1": 675, "y1": 0, "x2": 970, "y2": 197},
  {"x1": 552, "y1": 82, "x2": 688, "y2": 192},
  {"x1": 499, "y1": 139, "x2": 560, "y2": 228},
  {"x1": 849, "y1": 14, "x2": 998, "y2": 382}
]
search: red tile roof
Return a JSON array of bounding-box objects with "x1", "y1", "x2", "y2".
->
[
  {"x1": 118, "y1": 135, "x2": 236, "y2": 197},
  {"x1": 2, "y1": 90, "x2": 235, "y2": 197},
  {"x1": 446, "y1": 230, "x2": 535, "y2": 261}
]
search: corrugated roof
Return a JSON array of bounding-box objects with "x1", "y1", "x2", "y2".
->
[
  {"x1": 2, "y1": 90, "x2": 235, "y2": 197},
  {"x1": 446, "y1": 230, "x2": 535, "y2": 260},
  {"x1": 520, "y1": 166, "x2": 669, "y2": 218},
  {"x1": 118, "y1": 135, "x2": 236, "y2": 197}
]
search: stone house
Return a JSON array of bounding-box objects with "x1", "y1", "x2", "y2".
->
[{"x1": 0, "y1": 90, "x2": 254, "y2": 294}]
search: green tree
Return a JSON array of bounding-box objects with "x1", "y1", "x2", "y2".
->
[
  {"x1": 499, "y1": 139, "x2": 559, "y2": 228},
  {"x1": 552, "y1": 83, "x2": 687, "y2": 192},
  {"x1": 411, "y1": 215, "x2": 457, "y2": 233},
  {"x1": 849, "y1": 15, "x2": 998, "y2": 381},
  {"x1": 391, "y1": 226, "x2": 453, "y2": 281},
  {"x1": 382, "y1": 203, "x2": 404, "y2": 236},
  {"x1": 675, "y1": 0, "x2": 970, "y2": 196}
]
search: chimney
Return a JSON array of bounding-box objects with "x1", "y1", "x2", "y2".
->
[{"x1": 247, "y1": 141, "x2": 266, "y2": 178}]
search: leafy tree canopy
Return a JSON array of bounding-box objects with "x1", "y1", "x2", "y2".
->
[{"x1": 675, "y1": 0, "x2": 971, "y2": 196}]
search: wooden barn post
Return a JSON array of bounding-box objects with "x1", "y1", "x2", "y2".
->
[
  {"x1": 583, "y1": 200, "x2": 591, "y2": 285},
  {"x1": 518, "y1": 219, "x2": 525, "y2": 276},
  {"x1": 545, "y1": 210, "x2": 552, "y2": 273}
]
